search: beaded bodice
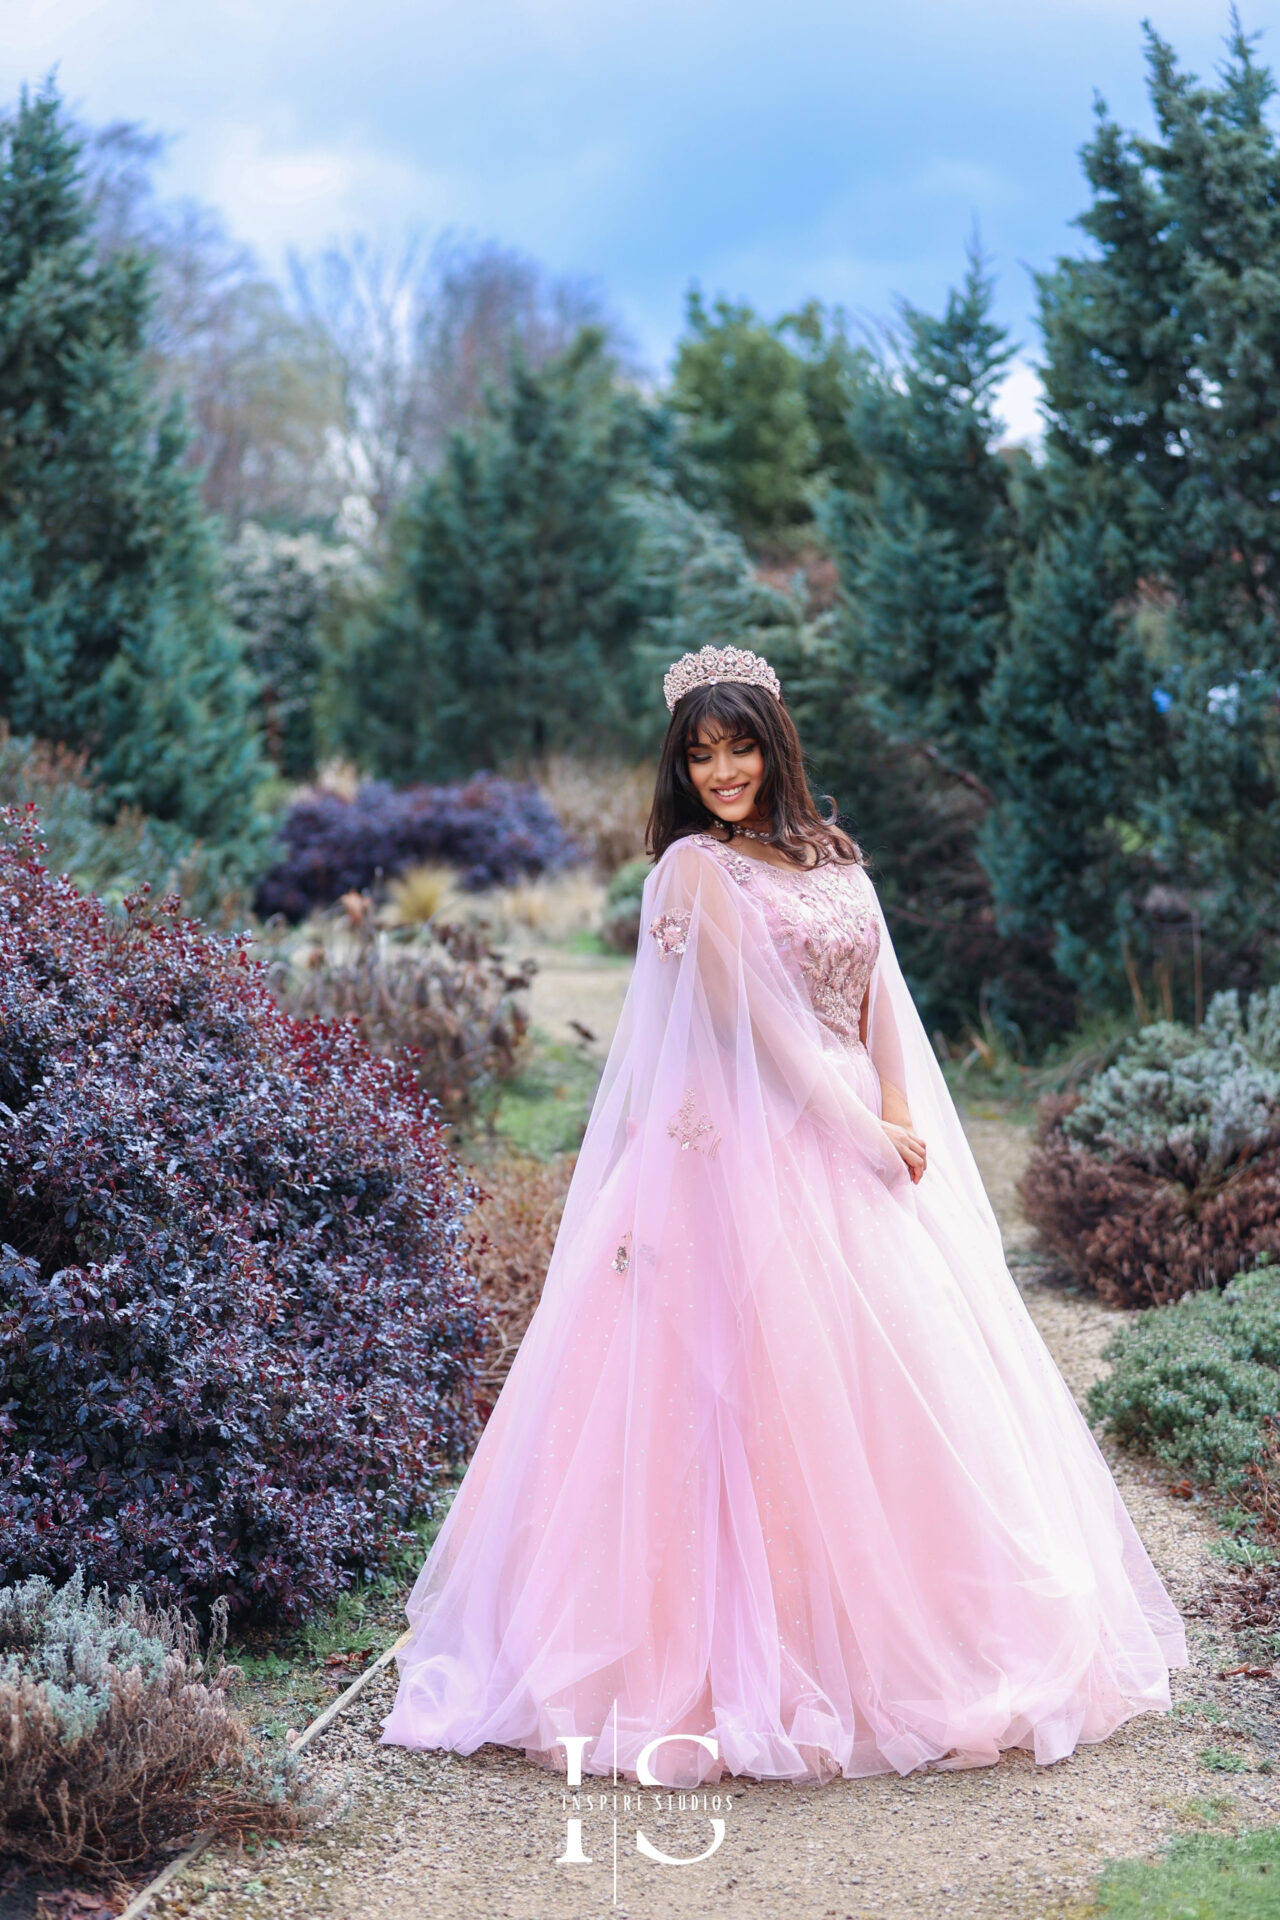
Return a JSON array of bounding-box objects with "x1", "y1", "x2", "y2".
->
[{"x1": 661, "y1": 833, "x2": 881, "y2": 1052}]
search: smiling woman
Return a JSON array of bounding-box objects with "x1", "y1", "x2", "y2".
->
[{"x1": 381, "y1": 641, "x2": 1186, "y2": 1789}]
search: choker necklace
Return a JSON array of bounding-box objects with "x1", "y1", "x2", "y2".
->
[{"x1": 732, "y1": 826, "x2": 772, "y2": 840}]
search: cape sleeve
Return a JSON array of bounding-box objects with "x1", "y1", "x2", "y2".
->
[
  {"x1": 860, "y1": 867, "x2": 1006, "y2": 1259},
  {"x1": 540, "y1": 837, "x2": 913, "y2": 1318}
]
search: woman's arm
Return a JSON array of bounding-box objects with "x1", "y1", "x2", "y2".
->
[{"x1": 861, "y1": 975, "x2": 927, "y2": 1183}]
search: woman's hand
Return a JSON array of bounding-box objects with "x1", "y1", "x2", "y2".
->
[{"x1": 881, "y1": 1120, "x2": 927, "y2": 1184}]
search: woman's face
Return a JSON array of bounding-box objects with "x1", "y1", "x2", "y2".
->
[{"x1": 685, "y1": 722, "x2": 768, "y2": 826}]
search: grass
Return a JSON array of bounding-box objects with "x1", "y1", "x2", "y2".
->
[
  {"x1": 1200, "y1": 1748, "x2": 1254, "y2": 1774},
  {"x1": 226, "y1": 1487, "x2": 460, "y2": 1745},
  {"x1": 565, "y1": 926, "x2": 618, "y2": 957},
  {"x1": 939, "y1": 1007, "x2": 1140, "y2": 1114},
  {"x1": 481, "y1": 1027, "x2": 602, "y2": 1160},
  {"x1": 1089, "y1": 1824, "x2": 1280, "y2": 1915}
]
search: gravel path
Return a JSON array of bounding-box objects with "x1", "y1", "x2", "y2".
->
[{"x1": 152, "y1": 1111, "x2": 1280, "y2": 1920}]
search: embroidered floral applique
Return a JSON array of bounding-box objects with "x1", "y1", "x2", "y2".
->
[
  {"x1": 610, "y1": 1230, "x2": 632, "y2": 1274},
  {"x1": 649, "y1": 908, "x2": 692, "y2": 959},
  {"x1": 667, "y1": 1088, "x2": 722, "y2": 1158}
]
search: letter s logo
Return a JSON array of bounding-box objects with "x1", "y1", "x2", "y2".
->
[{"x1": 634, "y1": 1735, "x2": 726, "y2": 1864}]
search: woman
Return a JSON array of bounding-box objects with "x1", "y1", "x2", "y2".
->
[{"x1": 382, "y1": 644, "x2": 1187, "y2": 1788}]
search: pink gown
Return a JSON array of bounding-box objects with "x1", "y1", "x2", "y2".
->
[{"x1": 381, "y1": 831, "x2": 1188, "y2": 1787}]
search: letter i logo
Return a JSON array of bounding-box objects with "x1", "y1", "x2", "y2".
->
[{"x1": 555, "y1": 1736, "x2": 593, "y2": 1865}]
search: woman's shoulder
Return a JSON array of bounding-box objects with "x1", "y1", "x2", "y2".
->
[
  {"x1": 653, "y1": 832, "x2": 758, "y2": 886},
  {"x1": 652, "y1": 830, "x2": 733, "y2": 870}
]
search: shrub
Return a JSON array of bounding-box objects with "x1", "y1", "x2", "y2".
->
[
  {"x1": 275, "y1": 912, "x2": 535, "y2": 1121},
  {"x1": 599, "y1": 856, "x2": 651, "y2": 954},
  {"x1": 253, "y1": 772, "x2": 581, "y2": 922},
  {"x1": 1060, "y1": 993, "x2": 1280, "y2": 1178},
  {"x1": 1020, "y1": 990, "x2": 1280, "y2": 1306},
  {"x1": 534, "y1": 756, "x2": 654, "y2": 875},
  {"x1": 467, "y1": 1153, "x2": 574, "y2": 1417},
  {"x1": 1088, "y1": 1260, "x2": 1280, "y2": 1632},
  {"x1": 0, "y1": 724, "x2": 254, "y2": 925},
  {"x1": 1086, "y1": 1262, "x2": 1280, "y2": 1493},
  {"x1": 0, "y1": 1571, "x2": 309, "y2": 1875},
  {"x1": 0, "y1": 804, "x2": 488, "y2": 1624}
]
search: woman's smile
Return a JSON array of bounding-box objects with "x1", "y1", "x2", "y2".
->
[{"x1": 685, "y1": 724, "x2": 768, "y2": 825}]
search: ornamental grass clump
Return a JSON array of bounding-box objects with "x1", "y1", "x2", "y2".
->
[
  {"x1": 0, "y1": 804, "x2": 489, "y2": 1624},
  {"x1": 277, "y1": 911, "x2": 535, "y2": 1121},
  {"x1": 253, "y1": 772, "x2": 581, "y2": 922},
  {"x1": 0, "y1": 1572, "x2": 309, "y2": 1875},
  {"x1": 1020, "y1": 989, "x2": 1280, "y2": 1306}
]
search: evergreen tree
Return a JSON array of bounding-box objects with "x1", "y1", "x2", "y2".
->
[
  {"x1": 220, "y1": 525, "x2": 368, "y2": 781},
  {"x1": 777, "y1": 300, "x2": 877, "y2": 497},
  {"x1": 986, "y1": 16, "x2": 1280, "y2": 1005},
  {"x1": 628, "y1": 487, "x2": 810, "y2": 671},
  {"x1": 334, "y1": 329, "x2": 651, "y2": 781},
  {"x1": 0, "y1": 84, "x2": 264, "y2": 845},
  {"x1": 780, "y1": 620, "x2": 1076, "y2": 1046},
  {"x1": 671, "y1": 290, "x2": 819, "y2": 539},
  {"x1": 822, "y1": 244, "x2": 1018, "y2": 768}
]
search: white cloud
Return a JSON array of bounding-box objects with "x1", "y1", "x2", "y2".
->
[
  {"x1": 193, "y1": 123, "x2": 453, "y2": 260},
  {"x1": 994, "y1": 358, "x2": 1045, "y2": 448}
]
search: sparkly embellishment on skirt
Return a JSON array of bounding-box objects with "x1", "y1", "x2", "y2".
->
[
  {"x1": 611, "y1": 1230, "x2": 632, "y2": 1274},
  {"x1": 667, "y1": 1088, "x2": 722, "y2": 1158}
]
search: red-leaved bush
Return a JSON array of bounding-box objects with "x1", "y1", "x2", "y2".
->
[
  {"x1": 0, "y1": 805, "x2": 489, "y2": 1624},
  {"x1": 1020, "y1": 1092, "x2": 1280, "y2": 1309}
]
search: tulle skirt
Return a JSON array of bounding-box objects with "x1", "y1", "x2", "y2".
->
[{"x1": 382, "y1": 1045, "x2": 1187, "y2": 1787}]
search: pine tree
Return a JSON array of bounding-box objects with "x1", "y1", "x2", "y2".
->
[
  {"x1": 777, "y1": 300, "x2": 877, "y2": 497},
  {"x1": 986, "y1": 16, "x2": 1280, "y2": 1005},
  {"x1": 0, "y1": 84, "x2": 263, "y2": 845},
  {"x1": 671, "y1": 291, "x2": 820, "y2": 539},
  {"x1": 822, "y1": 243, "x2": 1018, "y2": 768},
  {"x1": 334, "y1": 329, "x2": 652, "y2": 781}
]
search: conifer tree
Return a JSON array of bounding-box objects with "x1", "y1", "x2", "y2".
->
[
  {"x1": 822, "y1": 243, "x2": 1017, "y2": 769},
  {"x1": 986, "y1": 16, "x2": 1280, "y2": 1002},
  {"x1": 334, "y1": 329, "x2": 652, "y2": 781},
  {"x1": 0, "y1": 84, "x2": 264, "y2": 845},
  {"x1": 671, "y1": 291, "x2": 820, "y2": 539}
]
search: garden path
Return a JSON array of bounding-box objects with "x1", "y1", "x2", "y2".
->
[
  {"x1": 524, "y1": 946, "x2": 634, "y2": 1059},
  {"x1": 155, "y1": 1112, "x2": 1280, "y2": 1920}
]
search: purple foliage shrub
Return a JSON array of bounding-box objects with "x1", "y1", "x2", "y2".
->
[
  {"x1": 254, "y1": 772, "x2": 581, "y2": 921},
  {"x1": 0, "y1": 804, "x2": 489, "y2": 1623}
]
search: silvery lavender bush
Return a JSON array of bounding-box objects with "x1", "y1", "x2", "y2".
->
[
  {"x1": 1060, "y1": 988, "x2": 1280, "y2": 1180},
  {"x1": 0, "y1": 1571, "x2": 311, "y2": 1873},
  {"x1": 1021, "y1": 988, "x2": 1280, "y2": 1307}
]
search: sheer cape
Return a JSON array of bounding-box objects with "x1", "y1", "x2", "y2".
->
[{"x1": 382, "y1": 834, "x2": 1187, "y2": 1786}]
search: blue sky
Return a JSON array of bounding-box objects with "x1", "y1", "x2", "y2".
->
[{"x1": 3, "y1": 1, "x2": 1271, "y2": 437}]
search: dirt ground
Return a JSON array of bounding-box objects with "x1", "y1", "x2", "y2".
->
[
  {"x1": 524, "y1": 946, "x2": 634, "y2": 1059},
  {"x1": 146, "y1": 1101, "x2": 1280, "y2": 1920}
]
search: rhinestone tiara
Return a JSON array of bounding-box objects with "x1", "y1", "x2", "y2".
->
[{"x1": 662, "y1": 644, "x2": 782, "y2": 713}]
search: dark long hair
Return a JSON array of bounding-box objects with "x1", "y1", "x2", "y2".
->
[{"x1": 645, "y1": 679, "x2": 864, "y2": 867}]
